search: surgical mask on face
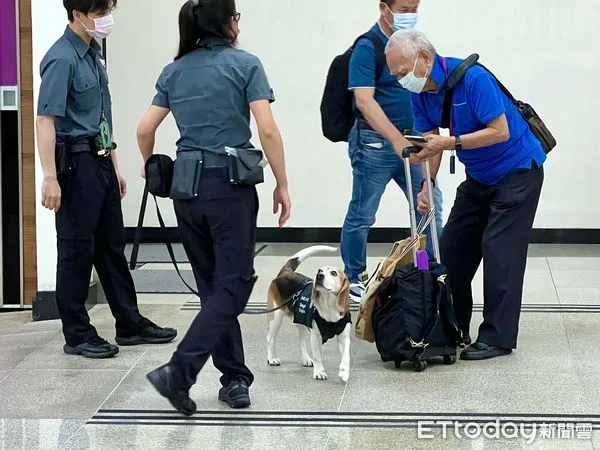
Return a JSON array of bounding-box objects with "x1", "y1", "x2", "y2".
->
[
  {"x1": 392, "y1": 12, "x2": 418, "y2": 30},
  {"x1": 385, "y1": 5, "x2": 418, "y2": 30},
  {"x1": 79, "y1": 13, "x2": 114, "y2": 39},
  {"x1": 398, "y1": 54, "x2": 429, "y2": 93}
]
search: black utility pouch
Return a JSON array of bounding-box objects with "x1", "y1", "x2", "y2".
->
[
  {"x1": 55, "y1": 141, "x2": 74, "y2": 183},
  {"x1": 225, "y1": 147, "x2": 265, "y2": 186},
  {"x1": 145, "y1": 154, "x2": 174, "y2": 198},
  {"x1": 170, "y1": 157, "x2": 203, "y2": 200}
]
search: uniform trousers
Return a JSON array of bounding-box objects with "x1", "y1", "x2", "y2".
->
[
  {"x1": 170, "y1": 167, "x2": 257, "y2": 390},
  {"x1": 56, "y1": 151, "x2": 144, "y2": 346}
]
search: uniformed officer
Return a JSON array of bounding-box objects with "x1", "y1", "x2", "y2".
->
[
  {"x1": 140, "y1": 0, "x2": 291, "y2": 415},
  {"x1": 36, "y1": 0, "x2": 177, "y2": 359},
  {"x1": 386, "y1": 29, "x2": 546, "y2": 361}
]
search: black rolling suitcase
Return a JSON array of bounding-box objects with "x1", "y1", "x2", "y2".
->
[{"x1": 372, "y1": 147, "x2": 464, "y2": 372}]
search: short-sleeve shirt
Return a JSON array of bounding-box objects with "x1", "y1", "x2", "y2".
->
[
  {"x1": 410, "y1": 54, "x2": 547, "y2": 185},
  {"x1": 37, "y1": 26, "x2": 112, "y2": 138},
  {"x1": 152, "y1": 38, "x2": 275, "y2": 151},
  {"x1": 348, "y1": 23, "x2": 413, "y2": 129}
]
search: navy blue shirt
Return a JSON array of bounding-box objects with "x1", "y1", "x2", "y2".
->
[
  {"x1": 37, "y1": 26, "x2": 112, "y2": 138},
  {"x1": 411, "y1": 54, "x2": 546, "y2": 185},
  {"x1": 152, "y1": 39, "x2": 275, "y2": 151},
  {"x1": 348, "y1": 23, "x2": 413, "y2": 128}
]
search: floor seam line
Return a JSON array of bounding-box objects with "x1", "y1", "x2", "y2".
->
[{"x1": 62, "y1": 349, "x2": 148, "y2": 446}]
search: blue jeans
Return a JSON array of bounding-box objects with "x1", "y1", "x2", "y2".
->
[{"x1": 341, "y1": 125, "x2": 444, "y2": 283}]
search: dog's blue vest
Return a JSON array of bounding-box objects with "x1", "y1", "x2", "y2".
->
[{"x1": 292, "y1": 283, "x2": 352, "y2": 344}]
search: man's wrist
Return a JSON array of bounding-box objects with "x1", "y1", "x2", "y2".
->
[{"x1": 420, "y1": 178, "x2": 436, "y2": 189}]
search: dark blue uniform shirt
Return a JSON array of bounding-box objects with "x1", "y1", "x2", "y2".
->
[
  {"x1": 152, "y1": 38, "x2": 275, "y2": 151},
  {"x1": 37, "y1": 26, "x2": 112, "y2": 138},
  {"x1": 411, "y1": 54, "x2": 546, "y2": 185},
  {"x1": 348, "y1": 23, "x2": 413, "y2": 128}
]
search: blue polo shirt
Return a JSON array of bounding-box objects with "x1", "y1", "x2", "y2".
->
[
  {"x1": 37, "y1": 26, "x2": 112, "y2": 138},
  {"x1": 411, "y1": 54, "x2": 546, "y2": 185},
  {"x1": 152, "y1": 38, "x2": 274, "y2": 151},
  {"x1": 348, "y1": 23, "x2": 413, "y2": 128}
]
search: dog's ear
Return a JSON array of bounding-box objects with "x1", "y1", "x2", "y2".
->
[
  {"x1": 310, "y1": 283, "x2": 320, "y2": 307},
  {"x1": 337, "y1": 275, "x2": 350, "y2": 312}
]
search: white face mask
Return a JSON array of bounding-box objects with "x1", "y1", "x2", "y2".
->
[
  {"x1": 385, "y1": 5, "x2": 418, "y2": 31},
  {"x1": 79, "y1": 13, "x2": 114, "y2": 39},
  {"x1": 398, "y1": 54, "x2": 429, "y2": 93}
]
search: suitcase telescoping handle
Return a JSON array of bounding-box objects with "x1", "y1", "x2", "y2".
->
[{"x1": 401, "y1": 146, "x2": 441, "y2": 266}]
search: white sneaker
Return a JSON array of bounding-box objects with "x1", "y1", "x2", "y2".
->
[{"x1": 349, "y1": 282, "x2": 366, "y2": 304}]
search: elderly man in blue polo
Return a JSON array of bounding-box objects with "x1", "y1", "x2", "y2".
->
[{"x1": 385, "y1": 29, "x2": 546, "y2": 361}]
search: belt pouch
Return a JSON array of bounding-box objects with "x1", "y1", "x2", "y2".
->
[
  {"x1": 55, "y1": 141, "x2": 74, "y2": 182},
  {"x1": 145, "y1": 154, "x2": 174, "y2": 198},
  {"x1": 227, "y1": 148, "x2": 265, "y2": 186},
  {"x1": 170, "y1": 157, "x2": 203, "y2": 200}
]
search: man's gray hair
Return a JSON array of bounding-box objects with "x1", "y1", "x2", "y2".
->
[{"x1": 385, "y1": 29, "x2": 437, "y2": 58}]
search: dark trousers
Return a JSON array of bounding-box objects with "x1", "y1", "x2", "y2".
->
[
  {"x1": 170, "y1": 168, "x2": 258, "y2": 390},
  {"x1": 56, "y1": 152, "x2": 144, "y2": 346},
  {"x1": 440, "y1": 165, "x2": 544, "y2": 349}
]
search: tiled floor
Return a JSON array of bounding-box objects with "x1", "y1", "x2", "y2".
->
[{"x1": 1, "y1": 244, "x2": 600, "y2": 449}]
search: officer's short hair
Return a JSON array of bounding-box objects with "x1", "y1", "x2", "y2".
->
[{"x1": 63, "y1": 0, "x2": 118, "y2": 22}]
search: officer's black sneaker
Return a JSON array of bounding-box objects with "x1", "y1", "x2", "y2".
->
[
  {"x1": 115, "y1": 319, "x2": 177, "y2": 346},
  {"x1": 460, "y1": 341, "x2": 512, "y2": 361},
  {"x1": 146, "y1": 364, "x2": 196, "y2": 416},
  {"x1": 218, "y1": 379, "x2": 251, "y2": 409},
  {"x1": 63, "y1": 336, "x2": 119, "y2": 359}
]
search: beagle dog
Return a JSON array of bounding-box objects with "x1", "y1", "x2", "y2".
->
[{"x1": 266, "y1": 246, "x2": 352, "y2": 383}]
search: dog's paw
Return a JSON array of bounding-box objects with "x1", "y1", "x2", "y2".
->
[
  {"x1": 267, "y1": 358, "x2": 281, "y2": 366},
  {"x1": 313, "y1": 369, "x2": 328, "y2": 381},
  {"x1": 302, "y1": 357, "x2": 314, "y2": 368},
  {"x1": 338, "y1": 367, "x2": 349, "y2": 384}
]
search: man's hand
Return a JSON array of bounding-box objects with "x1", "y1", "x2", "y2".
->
[
  {"x1": 416, "y1": 188, "x2": 430, "y2": 215},
  {"x1": 273, "y1": 185, "x2": 291, "y2": 228},
  {"x1": 413, "y1": 134, "x2": 454, "y2": 161},
  {"x1": 41, "y1": 176, "x2": 61, "y2": 212},
  {"x1": 117, "y1": 172, "x2": 127, "y2": 199},
  {"x1": 140, "y1": 165, "x2": 146, "y2": 179}
]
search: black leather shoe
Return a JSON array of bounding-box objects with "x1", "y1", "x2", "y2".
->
[
  {"x1": 63, "y1": 336, "x2": 119, "y2": 359},
  {"x1": 218, "y1": 379, "x2": 251, "y2": 409},
  {"x1": 146, "y1": 364, "x2": 196, "y2": 416},
  {"x1": 116, "y1": 319, "x2": 177, "y2": 346},
  {"x1": 460, "y1": 341, "x2": 512, "y2": 361}
]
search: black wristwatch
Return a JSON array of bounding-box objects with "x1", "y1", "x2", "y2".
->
[{"x1": 454, "y1": 136, "x2": 463, "y2": 151}]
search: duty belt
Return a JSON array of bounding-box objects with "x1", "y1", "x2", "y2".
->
[
  {"x1": 177, "y1": 149, "x2": 229, "y2": 168},
  {"x1": 68, "y1": 135, "x2": 112, "y2": 157}
]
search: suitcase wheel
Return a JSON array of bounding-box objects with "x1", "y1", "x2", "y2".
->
[
  {"x1": 394, "y1": 360, "x2": 402, "y2": 369},
  {"x1": 413, "y1": 360, "x2": 427, "y2": 372},
  {"x1": 443, "y1": 354, "x2": 457, "y2": 365}
]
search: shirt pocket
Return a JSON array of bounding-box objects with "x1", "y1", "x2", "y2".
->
[
  {"x1": 452, "y1": 102, "x2": 479, "y2": 134},
  {"x1": 72, "y1": 74, "x2": 99, "y2": 111}
]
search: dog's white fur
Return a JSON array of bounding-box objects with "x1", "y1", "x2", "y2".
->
[{"x1": 266, "y1": 246, "x2": 351, "y2": 383}]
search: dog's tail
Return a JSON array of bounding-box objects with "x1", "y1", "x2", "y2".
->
[{"x1": 277, "y1": 245, "x2": 337, "y2": 275}]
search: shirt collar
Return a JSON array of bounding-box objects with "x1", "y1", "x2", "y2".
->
[
  {"x1": 429, "y1": 54, "x2": 448, "y2": 93},
  {"x1": 63, "y1": 26, "x2": 100, "y2": 59}
]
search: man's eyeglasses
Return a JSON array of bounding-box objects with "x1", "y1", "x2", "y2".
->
[{"x1": 233, "y1": 12, "x2": 241, "y2": 22}]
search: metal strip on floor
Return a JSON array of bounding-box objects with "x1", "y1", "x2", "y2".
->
[
  {"x1": 179, "y1": 302, "x2": 600, "y2": 314},
  {"x1": 88, "y1": 409, "x2": 600, "y2": 429}
]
